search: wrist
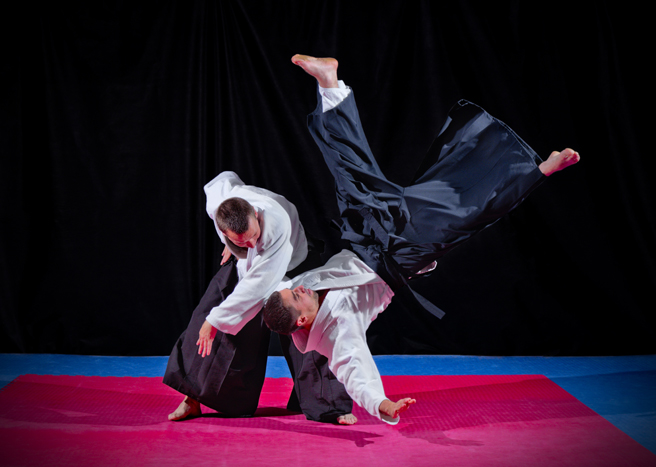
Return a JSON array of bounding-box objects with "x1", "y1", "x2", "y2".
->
[{"x1": 378, "y1": 399, "x2": 392, "y2": 417}]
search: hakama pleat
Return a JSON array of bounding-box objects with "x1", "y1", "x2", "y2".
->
[
  {"x1": 307, "y1": 91, "x2": 545, "y2": 276},
  {"x1": 280, "y1": 334, "x2": 353, "y2": 422},
  {"x1": 163, "y1": 260, "x2": 270, "y2": 416}
]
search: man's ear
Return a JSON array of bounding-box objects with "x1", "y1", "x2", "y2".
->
[{"x1": 296, "y1": 315, "x2": 308, "y2": 327}]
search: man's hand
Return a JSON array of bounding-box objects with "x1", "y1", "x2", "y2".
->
[
  {"x1": 379, "y1": 397, "x2": 416, "y2": 419},
  {"x1": 220, "y1": 245, "x2": 233, "y2": 265},
  {"x1": 197, "y1": 320, "x2": 218, "y2": 357}
]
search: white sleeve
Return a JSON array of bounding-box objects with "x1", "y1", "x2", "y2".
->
[
  {"x1": 320, "y1": 80, "x2": 351, "y2": 113},
  {"x1": 326, "y1": 316, "x2": 399, "y2": 425},
  {"x1": 205, "y1": 212, "x2": 293, "y2": 335}
]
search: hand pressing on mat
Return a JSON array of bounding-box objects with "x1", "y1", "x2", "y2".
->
[
  {"x1": 197, "y1": 320, "x2": 218, "y2": 357},
  {"x1": 379, "y1": 397, "x2": 416, "y2": 421}
]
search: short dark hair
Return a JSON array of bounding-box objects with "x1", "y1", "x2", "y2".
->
[
  {"x1": 215, "y1": 197, "x2": 255, "y2": 234},
  {"x1": 263, "y1": 291, "x2": 302, "y2": 335}
]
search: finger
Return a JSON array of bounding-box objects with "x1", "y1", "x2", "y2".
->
[
  {"x1": 201, "y1": 338, "x2": 212, "y2": 358},
  {"x1": 402, "y1": 399, "x2": 416, "y2": 409}
]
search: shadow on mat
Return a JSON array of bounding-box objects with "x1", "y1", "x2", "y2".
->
[
  {"x1": 0, "y1": 374, "x2": 598, "y2": 448},
  {"x1": 0, "y1": 378, "x2": 382, "y2": 447}
]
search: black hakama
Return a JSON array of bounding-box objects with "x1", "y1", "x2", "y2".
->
[
  {"x1": 163, "y1": 259, "x2": 352, "y2": 420},
  {"x1": 307, "y1": 90, "x2": 546, "y2": 318}
]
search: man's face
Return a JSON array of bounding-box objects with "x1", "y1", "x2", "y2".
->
[
  {"x1": 280, "y1": 285, "x2": 320, "y2": 318},
  {"x1": 224, "y1": 212, "x2": 261, "y2": 249}
]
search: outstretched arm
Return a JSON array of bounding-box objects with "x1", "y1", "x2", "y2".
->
[
  {"x1": 379, "y1": 398, "x2": 417, "y2": 420},
  {"x1": 327, "y1": 315, "x2": 412, "y2": 424}
]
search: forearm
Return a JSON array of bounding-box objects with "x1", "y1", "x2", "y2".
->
[
  {"x1": 206, "y1": 295, "x2": 263, "y2": 335},
  {"x1": 207, "y1": 240, "x2": 291, "y2": 334},
  {"x1": 331, "y1": 337, "x2": 396, "y2": 423}
]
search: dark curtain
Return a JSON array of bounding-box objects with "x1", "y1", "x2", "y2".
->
[{"x1": 2, "y1": 1, "x2": 653, "y2": 356}]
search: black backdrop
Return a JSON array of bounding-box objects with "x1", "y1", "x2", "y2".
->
[{"x1": 2, "y1": 1, "x2": 654, "y2": 356}]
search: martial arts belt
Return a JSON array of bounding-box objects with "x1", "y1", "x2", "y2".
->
[{"x1": 340, "y1": 207, "x2": 446, "y2": 320}]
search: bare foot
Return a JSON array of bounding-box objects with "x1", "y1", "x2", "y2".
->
[
  {"x1": 539, "y1": 148, "x2": 580, "y2": 176},
  {"x1": 168, "y1": 396, "x2": 201, "y2": 421},
  {"x1": 291, "y1": 54, "x2": 339, "y2": 88},
  {"x1": 337, "y1": 413, "x2": 358, "y2": 425}
]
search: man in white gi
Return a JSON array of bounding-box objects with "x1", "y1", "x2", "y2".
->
[
  {"x1": 262, "y1": 54, "x2": 579, "y2": 424},
  {"x1": 264, "y1": 249, "x2": 415, "y2": 424},
  {"x1": 164, "y1": 171, "x2": 355, "y2": 424},
  {"x1": 197, "y1": 171, "x2": 307, "y2": 346}
]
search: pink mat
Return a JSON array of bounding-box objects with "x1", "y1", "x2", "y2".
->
[{"x1": 0, "y1": 374, "x2": 653, "y2": 466}]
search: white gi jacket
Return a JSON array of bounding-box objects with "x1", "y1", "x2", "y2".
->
[
  {"x1": 288, "y1": 250, "x2": 397, "y2": 424},
  {"x1": 204, "y1": 171, "x2": 307, "y2": 335}
]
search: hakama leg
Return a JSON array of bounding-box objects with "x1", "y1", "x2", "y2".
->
[
  {"x1": 280, "y1": 335, "x2": 354, "y2": 423},
  {"x1": 307, "y1": 89, "x2": 406, "y2": 240},
  {"x1": 308, "y1": 93, "x2": 546, "y2": 273},
  {"x1": 391, "y1": 100, "x2": 546, "y2": 269},
  {"x1": 163, "y1": 260, "x2": 270, "y2": 417}
]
